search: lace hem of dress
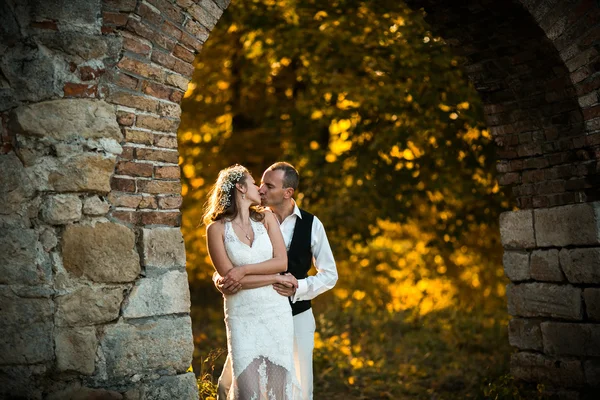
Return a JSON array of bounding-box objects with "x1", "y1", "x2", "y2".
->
[{"x1": 230, "y1": 355, "x2": 301, "y2": 400}]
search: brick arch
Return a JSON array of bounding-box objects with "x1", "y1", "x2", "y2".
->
[
  {"x1": 1, "y1": 0, "x2": 599, "y2": 397},
  {"x1": 403, "y1": 0, "x2": 600, "y2": 393}
]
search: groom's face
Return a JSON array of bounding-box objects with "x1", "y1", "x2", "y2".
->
[{"x1": 259, "y1": 169, "x2": 286, "y2": 207}]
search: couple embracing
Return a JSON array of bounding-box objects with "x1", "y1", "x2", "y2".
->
[{"x1": 203, "y1": 162, "x2": 338, "y2": 400}]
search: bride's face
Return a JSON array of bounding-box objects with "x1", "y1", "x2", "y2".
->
[{"x1": 243, "y1": 173, "x2": 261, "y2": 205}]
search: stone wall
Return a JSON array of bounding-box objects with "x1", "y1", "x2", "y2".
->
[
  {"x1": 404, "y1": 0, "x2": 600, "y2": 395},
  {"x1": 2, "y1": 0, "x2": 600, "y2": 397},
  {"x1": 0, "y1": 0, "x2": 229, "y2": 398}
]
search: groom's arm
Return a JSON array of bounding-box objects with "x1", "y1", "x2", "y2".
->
[{"x1": 275, "y1": 216, "x2": 338, "y2": 301}]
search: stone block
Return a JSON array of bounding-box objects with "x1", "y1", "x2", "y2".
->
[
  {"x1": 511, "y1": 352, "x2": 584, "y2": 387},
  {"x1": 55, "y1": 327, "x2": 97, "y2": 374},
  {"x1": 11, "y1": 100, "x2": 121, "y2": 141},
  {"x1": 503, "y1": 251, "x2": 530, "y2": 281},
  {"x1": 530, "y1": 249, "x2": 564, "y2": 282},
  {"x1": 507, "y1": 283, "x2": 582, "y2": 320},
  {"x1": 83, "y1": 195, "x2": 110, "y2": 216},
  {"x1": 535, "y1": 202, "x2": 600, "y2": 247},
  {"x1": 31, "y1": 0, "x2": 102, "y2": 33},
  {"x1": 62, "y1": 222, "x2": 140, "y2": 282},
  {"x1": 499, "y1": 210, "x2": 535, "y2": 249},
  {"x1": 0, "y1": 322, "x2": 54, "y2": 364},
  {"x1": 560, "y1": 248, "x2": 600, "y2": 284},
  {"x1": 0, "y1": 153, "x2": 34, "y2": 215},
  {"x1": 100, "y1": 315, "x2": 194, "y2": 377},
  {"x1": 542, "y1": 322, "x2": 600, "y2": 357},
  {"x1": 584, "y1": 360, "x2": 600, "y2": 387},
  {"x1": 0, "y1": 287, "x2": 54, "y2": 325},
  {"x1": 56, "y1": 285, "x2": 124, "y2": 326},
  {"x1": 141, "y1": 227, "x2": 186, "y2": 269},
  {"x1": 508, "y1": 318, "x2": 543, "y2": 351},
  {"x1": 47, "y1": 385, "x2": 123, "y2": 400},
  {"x1": 0, "y1": 365, "x2": 46, "y2": 400},
  {"x1": 584, "y1": 288, "x2": 600, "y2": 321},
  {"x1": 139, "y1": 373, "x2": 199, "y2": 399},
  {"x1": 0, "y1": 228, "x2": 51, "y2": 285},
  {"x1": 27, "y1": 153, "x2": 116, "y2": 194},
  {"x1": 40, "y1": 194, "x2": 82, "y2": 224},
  {"x1": 122, "y1": 270, "x2": 191, "y2": 318}
]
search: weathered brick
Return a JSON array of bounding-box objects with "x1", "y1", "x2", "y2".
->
[
  {"x1": 142, "y1": 80, "x2": 173, "y2": 101},
  {"x1": 158, "y1": 101, "x2": 182, "y2": 118},
  {"x1": 170, "y1": 89, "x2": 184, "y2": 103},
  {"x1": 137, "y1": 180, "x2": 181, "y2": 194},
  {"x1": 173, "y1": 45, "x2": 195, "y2": 63},
  {"x1": 109, "y1": 71, "x2": 139, "y2": 90},
  {"x1": 107, "y1": 90, "x2": 159, "y2": 112},
  {"x1": 120, "y1": 146, "x2": 135, "y2": 160},
  {"x1": 136, "y1": 115, "x2": 179, "y2": 132},
  {"x1": 140, "y1": 211, "x2": 181, "y2": 226},
  {"x1": 63, "y1": 83, "x2": 97, "y2": 98},
  {"x1": 180, "y1": 32, "x2": 203, "y2": 53},
  {"x1": 108, "y1": 192, "x2": 144, "y2": 208},
  {"x1": 116, "y1": 161, "x2": 153, "y2": 177},
  {"x1": 122, "y1": 32, "x2": 152, "y2": 57},
  {"x1": 135, "y1": 148, "x2": 179, "y2": 163},
  {"x1": 111, "y1": 210, "x2": 141, "y2": 225},
  {"x1": 184, "y1": 19, "x2": 209, "y2": 42},
  {"x1": 79, "y1": 66, "x2": 105, "y2": 81},
  {"x1": 158, "y1": 195, "x2": 182, "y2": 209},
  {"x1": 584, "y1": 360, "x2": 600, "y2": 387},
  {"x1": 124, "y1": 128, "x2": 154, "y2": 145},
  {"x1": 172, "y1": 59, "x2": 194, "y2": 78},
  {"x1": 508, "y1": 318, "x2": 543, "y2": 351},
  {"x1": 138, "y1": 2, "x2": 163, "y2": 26},
  {"x1": 147, "y1": 0, "x2": 185, "y2": 24},
  {"x1": 151, "y1": 49, "x2": 178, "y2": 69},
  {"x1": 154, "y1": 135, "x2": 177, "y2": 148},
  {"x1": 503, "y1": 251, "x2": 530, "y2": 282},
  {"x1": 154, "y1": 165, "x2": 180, "y2": 179},
  {"x1": 117, "y1": 56, "x2": 165, "y2": 82},
  {"x1": 188, "y1": 4, "x2": 217, "y2": 29},
  {"x1": 541, "y1": 322, "x2": 600, "y2": 357},
  {"x1": 559, "y1": 247, "x2": 600, "y2": 284},
  {"x1": 161, "y1": 21, "x2": 183, "y2": 40},
  {"x1": 103, "y1": 0, "x2": 137, "y2": 12},
  {"x1": 102, "y1": 11, "x2": 128, "y2": 26},
  {"x1": 507, "y1": 282, "x2": 582, "y2": 320},
  {"x1": 584, "y1": 288, "x2": 600, "y2": 321},
  {"x1": 199, "y1": 0, "x2": 224, "y2": 20},
  {"x1": 111, "y1": 176, "x2": 136, "y2": 192}
]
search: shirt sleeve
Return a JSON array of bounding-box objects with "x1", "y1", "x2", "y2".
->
[{"x1": 291, "y1": 216, "x2": 338, "y2": 302}]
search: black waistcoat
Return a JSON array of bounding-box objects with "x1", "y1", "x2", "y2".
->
[{"x1": 287, "y1": 209, "x2": 314, "y2": 316}]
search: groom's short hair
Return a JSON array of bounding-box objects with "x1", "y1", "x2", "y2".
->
[{"x1": 268, "y1": 162, "x2": 299, "y2": 191}]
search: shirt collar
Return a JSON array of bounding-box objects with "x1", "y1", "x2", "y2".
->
[{"x1": 291, "y1": 200, "x2": 302, "y2": 219}]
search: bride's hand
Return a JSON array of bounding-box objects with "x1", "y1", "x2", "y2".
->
[{"x1": 223, "y1": 266, "x2": 247, "y2": 285}]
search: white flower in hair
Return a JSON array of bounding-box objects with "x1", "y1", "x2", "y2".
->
[{"x1": 218, "y1": 165, "x2": 246, "y2": 207}]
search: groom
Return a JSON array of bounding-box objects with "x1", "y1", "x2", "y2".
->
[{"x1": 214, "y1": 161, "x2": 338, "y2": 400}]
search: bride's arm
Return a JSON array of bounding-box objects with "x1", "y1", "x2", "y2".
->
[
  {"x1": 206, "y1": 221, "x2": 235, "y2": 277},
  {"x1": 221, "y1": 212, "x2": 287, "y2": 284},
  {"x1": 225, "y1": 273, "x2": 297, "y2": 290}
]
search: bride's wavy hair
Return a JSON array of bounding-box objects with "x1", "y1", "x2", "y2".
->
[{"x1": 202, "y1": 164, "x2": 264, "y2": 226}]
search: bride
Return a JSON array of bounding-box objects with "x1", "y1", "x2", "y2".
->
[{"x1": 203, "y1": 164, "x2": 302, "y2": 400}]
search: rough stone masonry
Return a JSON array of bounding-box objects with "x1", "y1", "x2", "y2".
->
[{"x1": 2, "y1": 0, "x2": 600, "y2": 398}]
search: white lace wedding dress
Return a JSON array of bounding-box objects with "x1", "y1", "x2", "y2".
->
[{"x1": 223, "y1": 219, "x2": 302, "y2": 400}]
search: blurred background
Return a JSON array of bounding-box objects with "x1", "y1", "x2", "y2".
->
[{"x1": 177, "y1": 0, "x2": 537, "y2": 398}]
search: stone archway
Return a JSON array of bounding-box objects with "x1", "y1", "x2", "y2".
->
[{"x1": 0, "y1": 0, "x2": 599, "y2": 398}]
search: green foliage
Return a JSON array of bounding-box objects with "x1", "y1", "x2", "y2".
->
[{"x1": 182, "y1": 1, "x2": 516, "y2": 398}]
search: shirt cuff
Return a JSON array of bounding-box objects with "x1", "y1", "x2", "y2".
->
[{"x1": 292, "y1": 279, "x2": 308, "y2": 303}]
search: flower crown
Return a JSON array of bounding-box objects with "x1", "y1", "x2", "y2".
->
[{"x1": 218, "y1": 165, "x2": 247, "y2": 208}]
